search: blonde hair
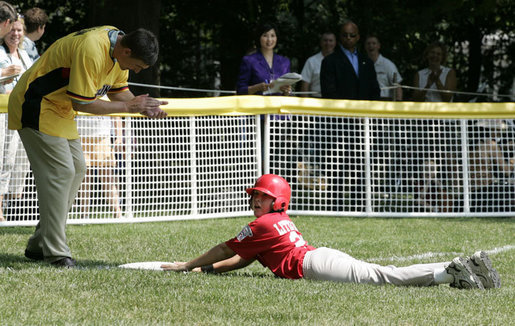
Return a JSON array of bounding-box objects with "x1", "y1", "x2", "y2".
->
[
  {"x1": 423, "y1": 42, "x2": 448, "y2": 65},
  {"x1": 2, "y1": 18, "x2": 25, "y2": 50}
]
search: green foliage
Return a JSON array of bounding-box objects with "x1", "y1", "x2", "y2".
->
[
  {"x1": 12, "y1": 1, "x2": 514, "y2": 99},
  {"x1": 0, "y1": 216, "x2": 513, "y2": 324},
  {"x1": 156, "y1": 0, "x2": 514, "y2": 99},
  {"x1": 15, "y1": 0, "x2": 88, "y2": 50}
]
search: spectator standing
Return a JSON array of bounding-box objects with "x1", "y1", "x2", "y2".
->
[
  {"x1": 411, "y1": 43, "x2": 458, "y2": 204},
  {"x1": 0, "y1": 0, "x2": 16, "y2": 221},
  {"x1": 298, "y1": 32, "x2": 336, "y2": 183},
  {"x1": 319, "y1": 21, "x2": 380, "y2": 211},
  {"x1": 236, "y1": 22, "x2": 291, "y2": 96},
  {"x1": 364, "y1": 35, "x2": 402, "y2": 101},
  {"x1": 22, "y1": 7, "x2": 48, "y2": 62},
  {"x1": 236, "y1": 22, "x2": 292, "y2": 173},
  {"x1": 320, "y1": 20, "x2": 380, "y2": 100},
  {"x1": 0, "y1": 18, "x2": 33, "y2": 221},
  {"x1": 77, "y1": 115, "x2": 123, "y2": 219},
  {"x1": 300, "y1": 32, "x2": 336, "y2": 97},
  {"x1": 364, "y1": 34, "x2": 404, "y2": 198},
  {"x1": 0, "y1": 19, "x2": 32, "y2": 92},
  {"x1": 0, "y1": 1, "x2": 16, "y2": 38},
  {"x1": 412, "y1": 42, "x2": 456, "y2": 102},
  {"x1": 8, "y1": 26, "x2": 168, "y2": 267}
]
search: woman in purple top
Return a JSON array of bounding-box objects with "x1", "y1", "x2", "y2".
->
[{"x1": 236, "y1": 22, "x2": 291, "y2": 96}]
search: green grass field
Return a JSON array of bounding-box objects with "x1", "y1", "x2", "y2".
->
[{"x1": 0, "y1": 216, "x2": 513, "y2": 325}]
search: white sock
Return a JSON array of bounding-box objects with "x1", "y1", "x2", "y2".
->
[{"x1": 433, "y1": 267, "x2": 454, "y2": 284}]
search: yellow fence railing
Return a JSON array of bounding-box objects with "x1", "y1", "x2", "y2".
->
[{"x1": 1, "y1": 94, "x2": 514, "y2": 119}]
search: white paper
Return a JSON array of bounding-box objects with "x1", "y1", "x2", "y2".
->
[
  {"x1": 263, "y1": 72, "x2": 302, "y2": 95},
  {"x1": 0, "y1": 73, "x2": 19, "y2": 83}
]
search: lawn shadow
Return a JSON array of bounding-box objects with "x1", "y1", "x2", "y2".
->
[
  {"x1": 0, "y1": 227, "x2": 35, "y2": 235},
  {"x1": 0, "y1": 253, "x2": 31, "y2": 267},
  {"x1": 0, "y1": 253, "x2": 121, "y2": 270},
  {"x1": 75, "y1": 259, "x2": 123, "y2": 270},
  {"x1": 218, "y1": 270, "x2": 275, "y2": 279}
]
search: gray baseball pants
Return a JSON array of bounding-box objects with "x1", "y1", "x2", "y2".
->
[{"x1": 303, "y1": 247, "x2": 449, "y2": 286}]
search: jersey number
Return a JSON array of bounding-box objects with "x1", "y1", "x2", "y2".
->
[
  {"x1": 289, "y1": 232, "x2": 306, "y2": 247},
  {"x1": 272, "y1": 222, "x2": 306, "y2": 247}
]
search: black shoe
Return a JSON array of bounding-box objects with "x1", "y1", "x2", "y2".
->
[
  {"x1": 25, "y1": 249, "x2": 44, "y2": 261},
  {"x1": 51, "y1": 257, "x2": 76, "y2": 268}
]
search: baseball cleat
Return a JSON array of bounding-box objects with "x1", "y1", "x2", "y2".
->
[
  {"x1": 446, "y1": 257, "x2": 484, "y2": 290},
  {"x1": 467, "y1": 251, "x2": 501, "y2": 289}
]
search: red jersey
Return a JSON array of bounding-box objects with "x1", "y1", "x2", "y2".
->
[{"x1": 225, "y1": 212, "x2": 315, "y2": 279}]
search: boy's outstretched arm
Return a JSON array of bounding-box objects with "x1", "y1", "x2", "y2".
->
[
  {"x1": 210, "y1": 254, "x2": 254, "y2": 273},
  {"x1": 162, "y1": 242, "x2": 238, "y2": 272}
]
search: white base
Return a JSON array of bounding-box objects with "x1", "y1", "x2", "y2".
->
[{"x1": 118, "y1": 261, "x2": 173, "y2": 271}]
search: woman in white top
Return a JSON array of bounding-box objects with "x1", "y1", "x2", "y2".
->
[
  {"x1": 0, "y1": 19, "x2": 32, "y2": 93},
  {"x1": 412, "y1": 42, "x2": 457, "y2": 102},
  {"x1": 0, "y1": 19, "x2": 33, "y2": 221}
]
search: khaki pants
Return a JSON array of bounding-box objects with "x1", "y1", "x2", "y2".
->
[
  {"x1": 18, "y1": 128, "x2": 86, "y2": 262},
  {"x1": 303, "y1": 247, "x2": 448, "y2": 286}
]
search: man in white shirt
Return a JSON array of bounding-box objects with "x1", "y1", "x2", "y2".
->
[
  {"x1": 365, "y1": 35, "x2": 403, "y2": 100},
  {"x1": 300, "y1": 32, "x2": 336, "y2": 97}
]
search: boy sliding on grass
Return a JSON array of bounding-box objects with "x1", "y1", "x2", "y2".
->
[{"x1": 162, "y1": 174, "x2": 500, "y2": 289}]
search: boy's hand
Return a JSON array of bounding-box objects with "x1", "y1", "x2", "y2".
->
[{"x1": 161, "y1": 261, "x2": 195, "y2": 272}]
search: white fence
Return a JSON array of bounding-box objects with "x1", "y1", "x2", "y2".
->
[
  {"x1": 1, "y1": 115, "x2": 261, "y2": 226},
  {"x1": 270, "y1": 116, "x2": 515, "y2": 217},
  {"x1": 1, "y1": 99, "x2": 515, "y2": 226}
]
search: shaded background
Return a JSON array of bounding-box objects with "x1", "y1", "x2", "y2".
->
[{"x1": 13, "y1": 0, "x2": 515, "y2": 101}]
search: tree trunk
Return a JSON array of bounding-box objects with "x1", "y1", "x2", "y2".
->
[{"x1": 465, "y1": 25, "x2": 482, "y2": 95}]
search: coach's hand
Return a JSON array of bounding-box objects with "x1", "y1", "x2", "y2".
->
[
  {"x1": 127, "y1": 94, "x2": 168, "y2": 118},
  {"x1": 141, "y1": 107, "x2": 168, "y2": 119}
]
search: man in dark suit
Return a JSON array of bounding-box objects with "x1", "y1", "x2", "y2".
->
[
  {"x1": 319, "y1": 21, "x2": 380, "y2": 212},
  {"x1": 320, "y1": 21, "x2": 380, "y2": 100}
]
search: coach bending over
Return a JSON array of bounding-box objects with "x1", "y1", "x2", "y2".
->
[{"x1": 8, "y1": 26, "x2": 167, "y2": 268}]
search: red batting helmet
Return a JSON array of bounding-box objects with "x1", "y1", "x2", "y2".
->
[{"x1": 246, "y1": 174, "x2": 291, "y2": 211}]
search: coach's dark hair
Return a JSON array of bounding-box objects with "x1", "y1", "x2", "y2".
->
[
  {"x1": 0, "y1": 1, "x2": 17, "y2": 23},
  {"x1": 23, "y1": 7, "x2": 48, "y2": 34},
  {"x1": 121, "y1": 28, "x2": 159, "y2": 66}
]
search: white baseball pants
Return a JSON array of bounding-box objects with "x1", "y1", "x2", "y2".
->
[{"x1": 303, "y1": 247, "x2": 449, "y2": 286}]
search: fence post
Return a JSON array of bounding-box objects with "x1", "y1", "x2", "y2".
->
[
  {"x1": 460, "y1": 120, "x2": 471, "y2": 213},
  {"x1": 364, "y1": 117, "x2": 372, "y2": 213},
  {"x1": 263, "y1": 114, "x2": 269, "y2": 174},
  {"x1": 189, "y1": 116, "x2": 198, "y2": 215},
  {"x1": 124, "y1": 117, "x2": 133, "y2": 218}
]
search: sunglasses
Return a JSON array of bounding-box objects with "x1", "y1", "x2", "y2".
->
[{"x1": 342, "y1": 33, "x2": 358, "y2": 38}]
